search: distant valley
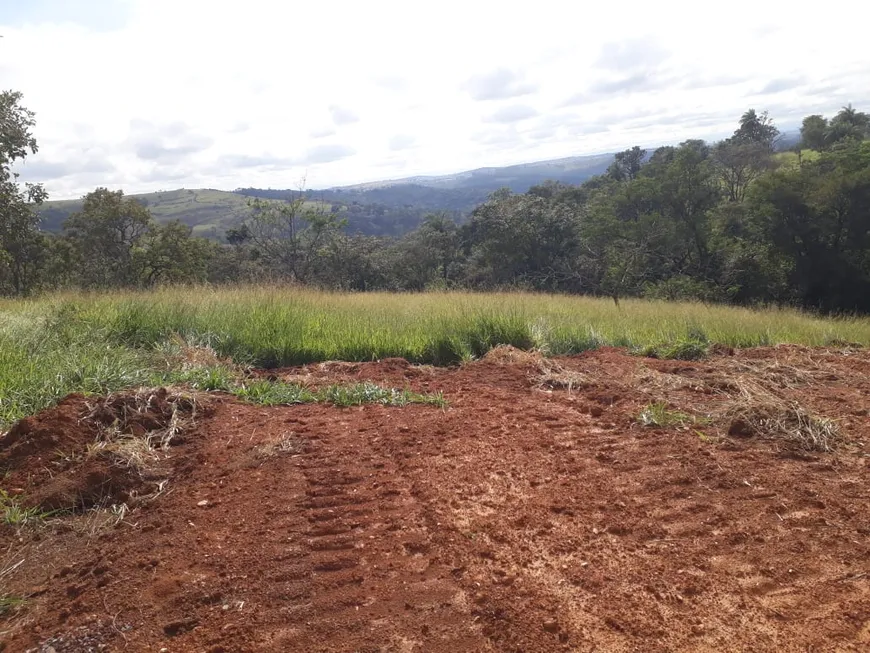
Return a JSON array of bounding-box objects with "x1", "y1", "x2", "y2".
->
[{"x1": 39, "y1": 152, "x2": 617, "y2": 240}]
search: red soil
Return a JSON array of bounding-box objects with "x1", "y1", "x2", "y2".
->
[{"x1": 1, "y1": 346, "x2": 869, "y2": 652}]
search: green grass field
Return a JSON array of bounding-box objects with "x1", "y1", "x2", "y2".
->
[{"x1": 2, "y1": 286, "x2": 869, "y2": 430}]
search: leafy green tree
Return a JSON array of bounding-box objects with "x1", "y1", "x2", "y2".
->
[
  {"x1": 582, "y1": 183, "x2": 664, "y2": 303},
  {"x1": 649, "y1": 140, "x2": 721, "y2": 275},
  {"x1": 712, "y1": 139, "x2": 774, "y2": 202},
  {"x1": 607, "y1": 146, "x2": 646, "y2": 181},
  {"x1": 463, "y1": 189, "x2": 586, "y2": 291},
  {"x1": 410, "y1": 213, "x2": 460, "y2": 284},
  {"x1": 800, "y1": 115, "x2": 828, "y2": 150},
  {"x1": 242, "y1": 193, "x2": 346, "y2": 282},
  {"x1": 0, "y1": 90, "x2": 49, "y2": 295},
  {"x1": 747, "y1": 141, "x2": 870, "y2": 310},
  {"x1": 138, "y1": 220, "x2": 212, "y2": 285},
  {"x1": 825, "y1": 104, "x2": 870, "y2": 145},
  {"x1": 63, "y1": 188, "x2": 154, "y2": 288},
  {"x1": 732, "y1": 109, "x2": 779, "y2": 151},
  {"x1": 225, "y1": 223, "x2": 251, "y2": 246},
  {"x1": 317, "y1": 234, "x2": 393, "y2": 290}
]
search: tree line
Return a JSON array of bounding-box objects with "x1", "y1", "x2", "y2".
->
[{"x1": 2, "y1": 89, "x2": 870, "y2": 312}]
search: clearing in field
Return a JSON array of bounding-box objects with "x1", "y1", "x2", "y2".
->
[{"x1": 1, "y1": 290, "x2": 869, "y2": 652}]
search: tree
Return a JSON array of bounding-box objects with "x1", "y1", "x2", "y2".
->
[
  {"x1": 646, "y1": 140, "x2": 721, "y2": 276},
  {"x1": 0, "y1": 91, "x2": 38, "y2": 168},
  {"x1": 411, "y1": 213, "x2": 460, "y2": 284},
  {"x1": 746, "y1": 141, "x2": 870, "y2": 311},
  {"x1": 800, "y1": 115, "x2": 828, "y2": 150},
  {"x1": 225, "y1": 223, "x2": 251, "y2": 246},
  {"x1": 0, "y1": 90, "x2": 49, "y2": 295},
  {"x1": 63, "y1": 188, "x2": 154, "y2": 288},
  {"x1": 732, "y1": 109, "x2": 779, "y2": 151},
  {"x1": 242, "y1": 192, "x2": 346, "y2": 282},
  {"x1": 712, "y1": 139, "x2": 773, "y2": 202},
  {"x1": 463, "y1": 190, "x2": 586, "y2": 291},
  {"x1": 317, "y1": 234, "x2": 393, "y2": 290},
  {"x1": 826, "y1": 104, "x2": 870, "y2": 145},
  {"x1": 607, "y1": 146, "x2": 646, "y2": 181},
  {"x1": 138, "y1": 220, "x2": 212, "y2": 285}
]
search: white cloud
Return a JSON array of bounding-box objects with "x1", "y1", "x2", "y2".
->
[
  {"x1": 388, "y1": 134, "x2": 416, "y2": 151},
  {"x1": 462, "y1": 68, "x2": 537, "y2": 101},
  {"x1": 329, "y1": 105, "x2": 359, "y2": 126},
  {"x1": 2, "y1": 0, "x2": 868, "y2": 198},
  {"x1": 303, "y1": 143, "x2": 356, "y2": 164},
  {"x1": 484, "y1": 105, "x2": 539, "y2": 123}
]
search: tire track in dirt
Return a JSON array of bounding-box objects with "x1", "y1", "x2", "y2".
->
[{"x1": 247, "y1": 408, "x2": 490, "y2": 652}]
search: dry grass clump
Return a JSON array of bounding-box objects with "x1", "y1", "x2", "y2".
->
[
  {"x1": 725, "y1": 400, "x2": 840, "y2": 452},
  {"x1": 632, "y1": 366, "x2": 711, "y2": 395},
  {"x1": 534, "y1": 359, "x2": 591, "y2": 391},
  {"x1": 725, "y1": 359, "x2": 817, "y2": 390},
  {"x1": 627, "y1": 350, "x2": 842, "y2": 451},
  {"x1": 158, "y1": 334, "x2": 226, "y2": 371},
  {"x1": 67, "y1": 503, "x2": 132, "y2": 537},
  {"x1": 481, "y1": 345, "x2": 543, "y2": 366},
  {"x1": 84, "y1": 388, "x2": 206, "y2": 470},
  {"x1": 481, "y1": 346, "x2": 592, "y2": 390},
  {"x1": 254, "y1": 432, "x2": 307, "y2": 459},
  {"x1": 722, "y1": 373, "x2": 840, "y2": 452}
]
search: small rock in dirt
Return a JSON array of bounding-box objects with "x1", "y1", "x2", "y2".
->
[
  {"x1": 197, "y1": 499, "x2": 209, "y2": 507},
  {"x1": 65, "y1": 584, "x2": 83, "y2": 599},
  {"x1": 543, "y1": 618, "x2": 560, "y2": 633},
  {"x1": 163, "y1": 618, "x2": 198, "y2": 636},
  {"x1": 728, "y1": 419, "x2": 755, "y2": 438}
]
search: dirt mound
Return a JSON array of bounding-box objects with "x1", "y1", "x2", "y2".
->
[
  {"x1": 86, "y1": 387, "x2": 201, "y2": 443},
  {"x1": 266, "y1": 357, "x2": 437, "y2": 389},
  {"x1": 481, "y1": 344, "x2": 545, "y2": 365},
  {"x1": 2, "y1": 347, "x2": 869, "y2": 652},
  {"x1": 1, "y1": 388, "x2": 205, "y2": 511},
  {"x1": 1, "y1": 393, "x2": 92, "y2": 462}
]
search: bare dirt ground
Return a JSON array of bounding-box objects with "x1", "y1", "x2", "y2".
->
[{"x1": 2, "y1": 346, "x2": 869, "y2": 652}]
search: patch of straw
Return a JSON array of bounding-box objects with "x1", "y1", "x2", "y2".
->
[
  {"x1": 632, "y1": 366, "x2": 711, "y2": 394},
  {"x1": 481, "y1": 345, "x2": 544, "y2": 366},
  {"x1": 723, "y1": 376, "x2": 840, "y2": 452},
  {"x1": 83, "y1": 388, "x2": 205, "y2": 472},
  {"x1": 254, "y1": 432, "x2": 307, "y2": 459},
  {"x1": 477, "y1": 346, "x2": 592, "y2": 390},
  {"x1": 534, "y1": 358, "x2": 591, "y2": 391}
]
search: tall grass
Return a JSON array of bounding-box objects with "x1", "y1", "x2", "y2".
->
[{"x1": 2, "y1": 286, "x2": 869, "y2": 428}]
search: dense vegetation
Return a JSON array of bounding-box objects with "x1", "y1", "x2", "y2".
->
[{"x1": 2, "y1": 88, "x2": 870, "y2": 312}]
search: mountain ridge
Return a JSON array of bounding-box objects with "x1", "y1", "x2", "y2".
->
[
  {"x1": 39, "y1": 151, "x2": 619, "y2": 238},
  {"x1": 38, "y1": 131, "x2": 800, "y2": 239}
]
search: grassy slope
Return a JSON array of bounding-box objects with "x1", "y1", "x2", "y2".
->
[
  {"x1": 773, "y1": 149, "x2": 822, "y2": 170},
  {"x1": 39, "y1": 189, "x2": 251, "y2": 238},
  {"x1": 2, "y1": 287, "x2": 869, "y2": 429},
  {"x1": 39, "y1": 190, "x2": 329, "y2": 239}
]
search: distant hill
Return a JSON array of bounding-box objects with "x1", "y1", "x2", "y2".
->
[
  {"x1": 337, "y1": 152, "x2": 617, "y2": 192},
  {"x1": 38, "y1": 188, "x2": 253, "y2": 239},
  {"x1": 38, "y1": 151, "x2": 620, "y2": 239},
  {"x1": 234, "y1": 152, "x2": 617, "y2": 236},
  {"x1": 35, "y1": 131, "x2": 804, "y2": 241}
]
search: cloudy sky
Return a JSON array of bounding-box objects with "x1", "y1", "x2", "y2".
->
[{"x1": 2, "y1": 0, "x2": 868, "y2": 199}]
